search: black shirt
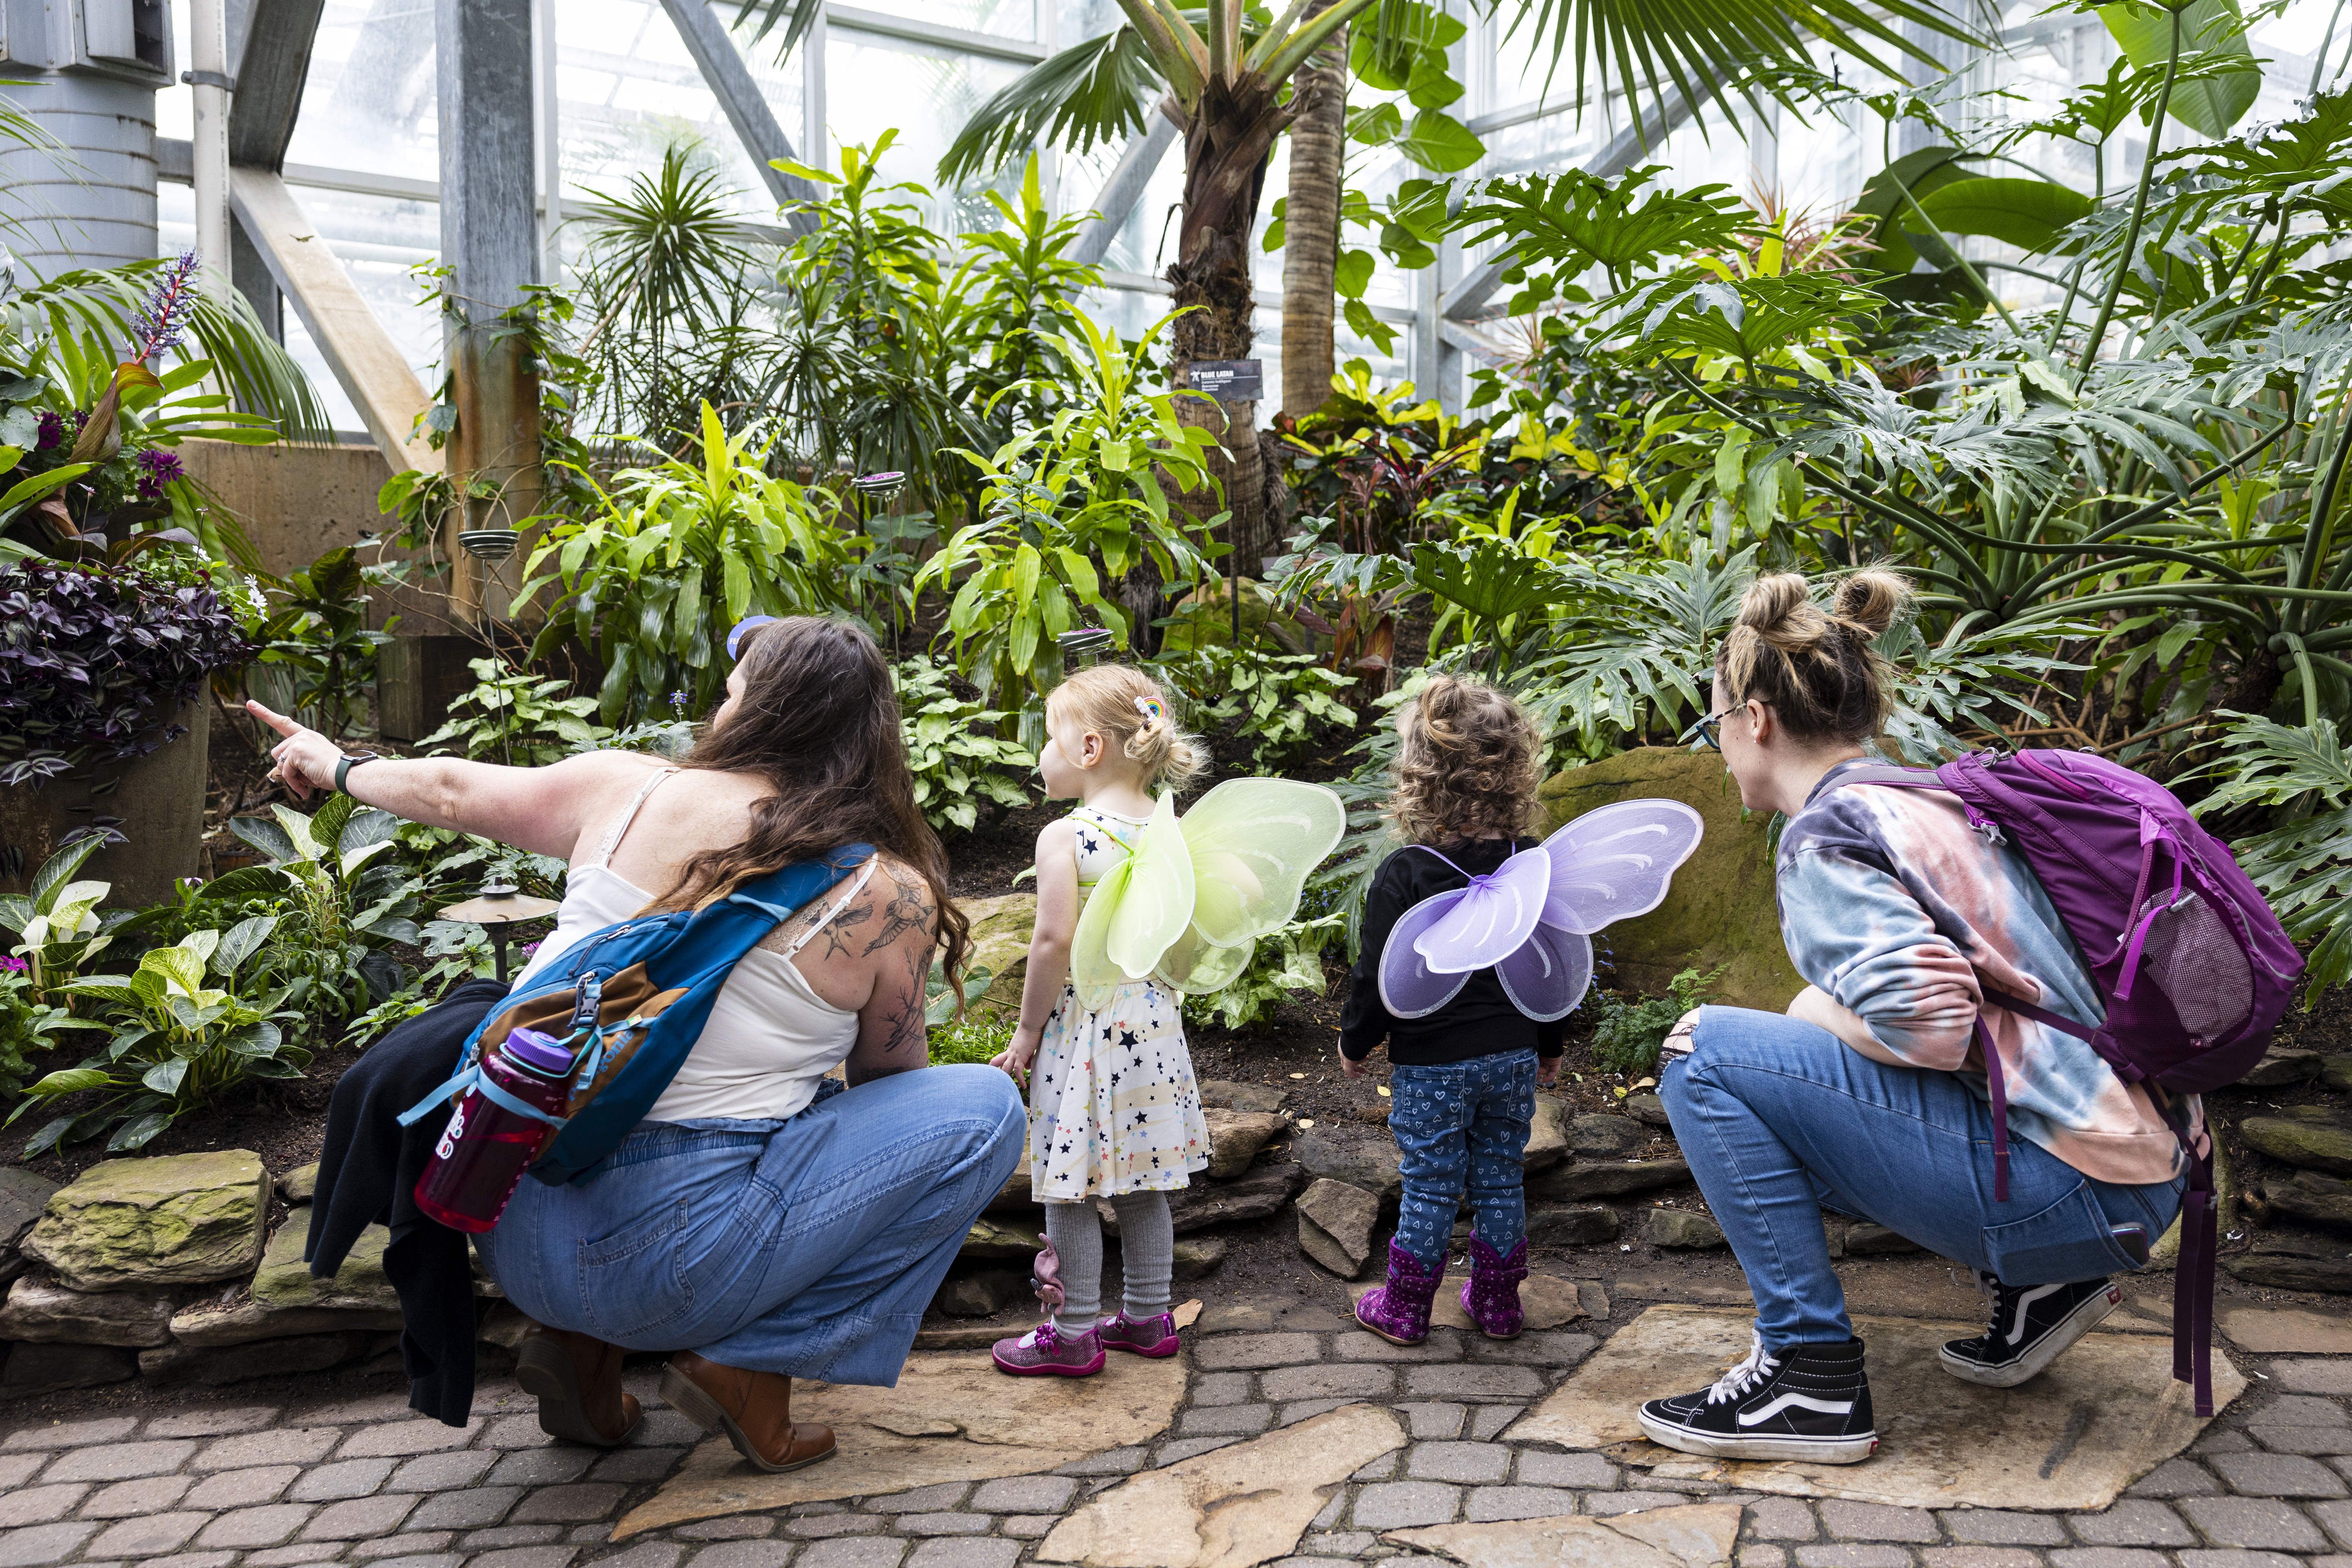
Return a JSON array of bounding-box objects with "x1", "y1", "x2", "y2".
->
[{"x1": 1339, "y1": 837, "x2": 1568, "y2": 1066}]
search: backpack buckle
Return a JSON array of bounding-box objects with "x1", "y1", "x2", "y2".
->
[{"x1": 570, "y1": 973, "x2": 604, "y2": 1035}]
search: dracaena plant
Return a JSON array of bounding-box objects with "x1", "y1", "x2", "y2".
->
[
  {"x1": 917, "y1": 310, "x2": 1227, "y2": 710},
  {"x1": 10, "y1": 917, "x2": 305, "y2": 1153},
  {"x1": 519, "y1": 402, "x2": 866, "y2": 726}
]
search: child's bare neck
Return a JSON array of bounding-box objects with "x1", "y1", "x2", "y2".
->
[{"x1": 1078, "y1": 774, "x2": 1157, "y2": 819}]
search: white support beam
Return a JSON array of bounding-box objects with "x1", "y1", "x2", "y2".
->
[
  {"x1": 827, "y1": 5, "x2": 1048, "y2": 63},
  {"x1": 660, "y1": 0, "x2": 822, "y2": 230},
  {"x1": 227, "y1": 167, "x2": 439, "y2": 473},
  {"x1": 1440, "y1": 84, "x2": 1702, "y2": 322},
  {"x1": 1070, "y1": 101, "x2": 1181, "y2": 266}
]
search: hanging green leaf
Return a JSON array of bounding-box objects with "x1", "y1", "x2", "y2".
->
[
  {"x1": 2098, "y1": 0, "x2": 2260, "y2": 138},
  {"x1": 1915, "y1": 177, "x2": 2098, "y2": 256}
]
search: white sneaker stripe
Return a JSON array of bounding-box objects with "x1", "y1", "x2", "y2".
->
[
  {"x1": 1737, "y1": 1392, "x2": 1855, "y2": 1426},
  {"x1": 2007, "y1": 1282, "x2": 2062, "y2": 1345}
]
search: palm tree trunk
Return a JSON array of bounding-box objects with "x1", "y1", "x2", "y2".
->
[
  {"x1": 1169, "y1": 77, "x2": 1291, "y2": 581},
  {"x1": 1280, "y1": 0, "x2": 1346, "y2": 419}
]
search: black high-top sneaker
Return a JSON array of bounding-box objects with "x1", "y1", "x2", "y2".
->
[
  {"x1": 1638, "y1": 1333, "x2": 1877, "y2": 1464},
  {"x1": 1940, "y1": 1274, "x2": 2121, "y2": 1387}
]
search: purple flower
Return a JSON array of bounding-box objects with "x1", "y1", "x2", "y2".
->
[
  {"x1": 130, "y1": 251, "x2": 200, "y2": 363},
  {"x1": 0, "y1": 954, "x2": 26, "y2": 974},
  {"x1": 520, "y1": 940, "x2": 542, "y2": 958},
  {"x1": 668, "y1": 689, "x2": 689, "y2": 712},
  {"x1": 132, "y1": 448, "x2": 184, "y2": 501},
  {"x1": 34, "y1": 411, "x2": 62, "y2": 450}
]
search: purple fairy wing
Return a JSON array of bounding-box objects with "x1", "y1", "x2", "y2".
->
[
  {"x1": 1496, "y1": 924, "x2": 1595, "y2": 1023},
  {"x1": 1413, "y1": 847, "x2": 1551, "y2": 973},
  {"x1": 1538, "y1": 799, "x2": 1705, "y2": 935},
  {"x1": 1379, "y1": 889, "x2": 1473, "y2": 1019}
]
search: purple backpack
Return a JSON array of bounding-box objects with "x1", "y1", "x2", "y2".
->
[{"x1": 1845, "y1": 748, "x2": 2302, "y2": 1416}]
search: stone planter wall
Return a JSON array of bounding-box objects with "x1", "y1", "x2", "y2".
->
[
  {"x1": 0, "y1": 697, "x2": 210, "y2": 906},
  {"x1": 0, "y1": 1149, "x2": 515, "y2": 1402}
]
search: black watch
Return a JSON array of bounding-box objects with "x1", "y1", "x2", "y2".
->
[{"x1": 333, "y1": 752, "x2": 382, "y2": 794}]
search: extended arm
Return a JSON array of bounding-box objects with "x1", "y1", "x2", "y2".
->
[{"x1": 247, "y1": 699, "x2": 630, "y2": 860}]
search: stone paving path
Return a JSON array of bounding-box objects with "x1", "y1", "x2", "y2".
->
[{"x1": 5, "y1": 1296, "x2": 2352, "y2": 1568}]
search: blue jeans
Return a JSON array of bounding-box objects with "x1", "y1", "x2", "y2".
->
[
  {"x1": 476, "y1": 1064, "x2": 1024, "y2": 1385},
  {"x1": 1663, "y1": 1007, "x2": 2184, "y2": 1352},
  {"x1": 1388, "y1": 1050, "x2": 1538, "y2": 1264}
]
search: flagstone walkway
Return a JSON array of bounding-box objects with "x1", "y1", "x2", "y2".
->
[{"x1": 3, "y1": 1286, "x2": 2350, "y2": 1568}]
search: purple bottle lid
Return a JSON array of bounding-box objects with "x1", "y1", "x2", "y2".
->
[{"x1": 501, "y1": 1027, "x2": 574, "y2": 1076}]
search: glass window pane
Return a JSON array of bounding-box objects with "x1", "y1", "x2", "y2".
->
[
  {"x1": 285, "y1": 0, "x2": 443, "y2": 181},
  {"x1": 821, "y1": 31, "x2": 1027, "y2": 231}
]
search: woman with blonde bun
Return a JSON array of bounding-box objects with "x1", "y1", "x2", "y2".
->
[{"x1": 1634, "y1": 570, "x2": 2189, "y2": 1467}]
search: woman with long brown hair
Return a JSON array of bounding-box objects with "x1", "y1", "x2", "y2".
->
[{"x1": 257, "y1": 617, "x2": 1024, "y2": 1473}]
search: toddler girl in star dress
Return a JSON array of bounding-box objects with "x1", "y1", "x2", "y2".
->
[{"x1": 990, "y1": 665, "x2": 1212, "y2": 1377}]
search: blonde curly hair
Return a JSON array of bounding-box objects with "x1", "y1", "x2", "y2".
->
[
  {"x1": 1387, "y1": 675, "x2": 1544, "y2": 845},
  {"x1": 1045, "y1": 664, "x2": 1209, "y2": 792}
]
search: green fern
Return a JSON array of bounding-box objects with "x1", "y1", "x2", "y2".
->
[{"x1": 2191, "y1": 713, "x2": 2352, "y2": 1005}]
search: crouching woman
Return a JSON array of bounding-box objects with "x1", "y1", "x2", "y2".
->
[
  {"x1": 1636, "y1": 571, "x2": 2190, "y2": 1465},
  {"x1": 265, "y1": 617, "x2": 1024, "y2": 1472}
]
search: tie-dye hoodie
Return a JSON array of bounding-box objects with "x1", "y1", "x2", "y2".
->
[{"x1": 1776, "y1": 757, "x2": 2197, "y2": 1187}]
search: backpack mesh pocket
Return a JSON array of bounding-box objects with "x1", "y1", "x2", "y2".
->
[{"x1": 2136, "y1": 889, "x2": 2253, "y2": 1041}]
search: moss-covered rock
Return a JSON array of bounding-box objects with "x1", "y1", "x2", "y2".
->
[
  {"x1": 169, "y1": 1210, "x2": 403, "y2": 1348},
  {"x1": 2240, "y1": 1115, "x2": 2352, "y2": 1176},
  {"x1": 960, "y1": 892, "x2": 1039, "y2": 1020},
  {"x1": 21, "y1": 1150, "x2": 267, "y2": 1291},
  {"x1": 1538, "y1": 747, "x2": 1804, "y2": 1010}
]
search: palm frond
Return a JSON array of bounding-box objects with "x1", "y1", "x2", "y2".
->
[
  {"x1": 1485, "y1": 0, "x2": 1987, "y2": 136},
  {"x1": 937, "y1": 29, "x2": 1166, "y2": 187},
  {"x1": 4, "y1": 260, "x2": 333, "y2": 441},
  {"x1": 725, "y1": 0, "x2": 825, "y2": 62}
]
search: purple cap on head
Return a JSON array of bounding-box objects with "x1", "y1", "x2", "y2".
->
[{"x1": 501, "y1": 1027, "x2": 575, "y2": 1076}]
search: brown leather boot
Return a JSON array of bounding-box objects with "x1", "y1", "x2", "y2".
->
[
  {"x1": 660, "y1": 1349, "x2": 837, "y2": 1473},
  {"x1": 515, "y1": 1324, "x2": 642, "y2": 1446}
]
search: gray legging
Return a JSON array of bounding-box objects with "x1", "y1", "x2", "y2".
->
[{"x1": 1041, "y1": 1193, "x2": 1173, "y2": 1334}]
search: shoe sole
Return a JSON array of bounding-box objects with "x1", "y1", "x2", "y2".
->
[
  {"x1": 1637, "y1": 1407, "x2": 1879, "y2": 1465},
  {"x1": 1939, "y1": 1283, "x2": 2122, "y2": 1388},
  {"x1": 990, "y1": 1351, "x2": 1107, "y2": 1377},
  {"x1": 1105, "y1": 1337, "x2": 1181, "y2": 1358},
  {"x1": 516, "y1": 1335, "x2": 638, "y2": 1448},
  {"x1": 659, "y1": 1365, "x2": 837, "y2": 1474},
  {"x1": 1354, "y1": 1304, "x2": 1427, "y2": 1347}
]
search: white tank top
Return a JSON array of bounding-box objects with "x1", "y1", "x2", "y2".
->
[{"x1": 509, "y1": 766, "x2": 876, "y2": 1123}]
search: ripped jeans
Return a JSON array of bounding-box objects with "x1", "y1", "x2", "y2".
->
[{"x1": 1662, "y1": 1007, "x2": 2184, "y2": 1352}]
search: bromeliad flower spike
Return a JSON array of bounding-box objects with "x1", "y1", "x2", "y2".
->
[
  {"x1": 1379, "y1": 799, "x2": 1705, "y2": 1022},
  {"x1": 1068, "y1": 778, "x2": 1348, "y2": 1008}
]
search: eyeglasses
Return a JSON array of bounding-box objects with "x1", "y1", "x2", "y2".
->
[{"x1": 1683, "y1": 708, "x2": 1735, "y2": 751}]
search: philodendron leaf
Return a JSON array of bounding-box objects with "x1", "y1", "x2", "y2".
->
[
  {"x1": 211, "y1": 914, "x2": 279, "y2": 977},
  {"x1": 1915, "y1": 177, "x2": 2097, "y2": 255},
  {"x1": 142, "y1": 1058, "x2": 189, "y2": 1097},
  {"x1": 2098, "y1": 0, "x2": 2259, "y2": 138}
]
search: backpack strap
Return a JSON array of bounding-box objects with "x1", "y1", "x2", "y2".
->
[{"x1": 2175, "y1": 1147, "x2": 2218, "y2": 1417}]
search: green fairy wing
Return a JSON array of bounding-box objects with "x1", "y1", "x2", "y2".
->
[
  {"x1": 1152, "y1": 779, "x2": 1347, "y2": 994},
  {"x1": 1068, "y1": 794, "x2": 1196, "y2": 1010}
]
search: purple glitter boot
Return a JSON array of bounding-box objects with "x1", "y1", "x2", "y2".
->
[
  {"x1": 1354, "y1": 1240, "x2": 1447, "y2": 1345},
  {"x1": 1460, "y1": 1234, "x2": 1529, "y2": 1339}
]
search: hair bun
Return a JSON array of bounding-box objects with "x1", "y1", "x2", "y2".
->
[{"x1": 1832, "y1": 570, "x2": 1910, "y2": 638}]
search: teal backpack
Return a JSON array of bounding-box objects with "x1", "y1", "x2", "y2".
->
[{"x1": 400, "y1": 846, "x2": 874, "y2": 1186}]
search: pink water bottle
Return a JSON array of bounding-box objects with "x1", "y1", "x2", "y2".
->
[{"x1": 413, "y1": 1027, "x2": 574, "y2": 1234}]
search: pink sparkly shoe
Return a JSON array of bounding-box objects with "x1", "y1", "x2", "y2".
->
[
  {"x1": 991, "y1": 1320, "x2": 1106, "y2": 1377},
  {"x1": 1099, "y1": 1310, "x2": 1181, "y2": 1357}
]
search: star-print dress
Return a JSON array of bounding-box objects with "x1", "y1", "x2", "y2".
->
[{"x1": 1027, "y1": 804, "x2": 1213, "y2": 1201}]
